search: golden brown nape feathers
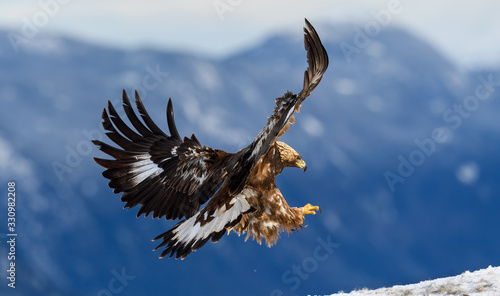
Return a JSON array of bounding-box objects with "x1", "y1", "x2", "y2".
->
[{"x1": 276, "y1": 141, "x2": 307, "y2": 172}]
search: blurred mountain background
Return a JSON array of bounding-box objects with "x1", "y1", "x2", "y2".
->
[{"x1": 0, "y1": 20, "x2": 499, "y2": 296}]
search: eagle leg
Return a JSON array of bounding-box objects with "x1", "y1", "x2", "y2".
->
[{"x1": 293, "y1": 203, "x2": 320, "y2": 227}]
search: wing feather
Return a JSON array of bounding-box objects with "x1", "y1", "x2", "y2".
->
[
  {"x1": 106, "y1": 99, "x2": 144, "y2": 143},
  {"x1": 253, "y1": 18, "x2": 327, "y2": 157},
  {"x1": 152, "y1": 188, "x2": 256, "y2": 259},
  {"x1": 93, "y1": 90, "x2": 234, "y2": 220},
  {"x1": 121, "y1": 90, "x2": 157, "y2": 138},
  {"x1": 93, "y1": 140, "x2": 143, "y2": 159},
  {"x1": 100, "y1": 109, "x2": 147, "y2": 151},
  {"x1": 166, "y1": 98, "x2": 181, "y2": 140},
  {"x1": 299, "y1": 18, "x2": 329, "y2": 101},
  {"x1": 277, "y1": 18, "x2": 329, "y2": 138},
  {"x1": 134, "y1": 90, "x2": 168, "y2": 137}
]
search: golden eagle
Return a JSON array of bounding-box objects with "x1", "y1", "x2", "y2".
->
[{"x1": 93, "y1": 19, "x2": 328, "y2": 259}]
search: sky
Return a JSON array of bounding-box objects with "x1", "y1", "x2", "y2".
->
[{"x1": 1, "y1": 0, "x2": 500, "y2": 69}]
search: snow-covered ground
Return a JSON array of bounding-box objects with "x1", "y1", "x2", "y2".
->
[{"x1": 330, "y1": 266, "x2": 500, "y2": 296}]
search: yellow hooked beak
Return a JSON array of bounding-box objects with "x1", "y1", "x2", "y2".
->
[{"x1": 296, "y1": 158, "x2": 307, "y2": 172}]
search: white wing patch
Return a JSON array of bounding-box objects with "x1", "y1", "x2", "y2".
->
[
  {"x1": 170, "y1": 188, "x2": 255, "y2": 249},
  {"x1": 129, "y1": 156, "x2": 164, "y2": 186}
]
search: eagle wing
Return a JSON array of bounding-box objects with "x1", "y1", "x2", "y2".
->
[
  {"x1": 277, "y1": 18, "x2": 329, "y2": 138},
  {"x1": 93, "y1": 90, "x2": 233, "y2": 220},
  {"x1": 223, "y1": 18, "x2": 329, "y2": 195},
  {"x1": 153, "y1": 188, "x2": 258, "y2": 259},
  {"x1": 152, "y1": 19, "x2": 328, "y2": 259}
]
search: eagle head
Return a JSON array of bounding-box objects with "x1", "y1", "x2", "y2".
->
[{"x1": 276, "y1": 141, "x2": 307, "y2": 172}]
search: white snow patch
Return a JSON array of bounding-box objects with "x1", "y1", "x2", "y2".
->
[
  {"x1": 0, "y1": 135, "x2": 47, "y2": 213},
  {"x1": 327, "y1": 143, "x2": 355, "y2": 172},
  {"x1": 182, "y1": 97, "x2": 248, "y2": 146},
  {"x1": 240, "y1": 85, "x2": 262, "y2": 107},
  {"x1": 330, "y1": 266, "x2": 500, "y2": 296},
  {"x1": 191, "y1": 61, "x2": 220, "y2": 91},
  {"x1": 322, "y1": 211, "x2": 342, "y2": 233},
  {"x1": 334, "y1": 78, "x2": 356, "y2": 96},
  {"x1": 445, "y1": 70, "x2": 469, "y2": 91},
  {"x1": 300, "y1": 114, "x2": 324, "y2": 137},
  {"x1": 120, "y1": 71, "x2": 141, "y2": 86},
  {"x1": 81, "y1": 178, "x2": 98, "y2": 198},
  {"x1": 456, "y1": 161, "x2": 480, "y2": 185},
  {"x1": 24, "y1": 36, "x2": 68, "y2": 55},
  {"x1": 0, "y1": 136, "x2": 37, "y2": 187}
]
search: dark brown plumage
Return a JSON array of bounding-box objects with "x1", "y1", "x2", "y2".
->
[{"x1": 93, "y1": 18, "x2": 329, "y2": 259}]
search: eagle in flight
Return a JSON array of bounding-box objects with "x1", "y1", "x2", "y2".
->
[{"x1": 93, "y1": 19, "x2": 329, "y2": 259}]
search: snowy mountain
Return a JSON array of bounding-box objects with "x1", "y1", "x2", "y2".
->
[
  {"x1": 0, "y1": 22, "x2": 499, "y2": 296},
  {"x1": 332, "y1": 266, "x2": 500, "y2": 296}
]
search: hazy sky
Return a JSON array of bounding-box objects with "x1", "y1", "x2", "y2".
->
[{"x1": 1, "y1": 0, "x2": 499, "y2": 69}]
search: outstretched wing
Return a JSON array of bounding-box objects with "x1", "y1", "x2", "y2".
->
[
  {"x1": 277, "y1": 18, "x2": 329, "y2": 138},
  {"x1": 93, "y1": 90, "x2": 233, "y2": 220},
  {"x1": 298, "y1": 18, "x2": 329, "y2": 103},
  {"x1": 153, "y1": 188, "x2": 258, "y2": 259},
  {"x1": 225, "y1": 18, "x2": 329, "y2": 195}
]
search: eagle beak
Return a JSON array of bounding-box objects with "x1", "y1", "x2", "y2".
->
[{"x1": 297, "y1": 159, "x2": 307, "y2": 172}]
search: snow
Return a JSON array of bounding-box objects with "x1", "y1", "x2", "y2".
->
[
  {"x1": 329, "y1": 266, "x2": 500, "y2": 296},
  {"x1": 300, "y1": 114, "x2": 325, "y2": 137},
  {"x1": 333, "y1": 78, "x2": 356, "y2": 96},
  {"x1": 456, "y1": 161, "x2": 480, "y2": 185}
]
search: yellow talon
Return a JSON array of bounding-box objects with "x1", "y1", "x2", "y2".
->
[{"x1": 303, "y1": 203, "x2": 320, "y2": 215}]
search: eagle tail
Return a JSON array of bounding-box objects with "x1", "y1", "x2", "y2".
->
[{"x1": 152, "y1": 193, "x2": 253, "y2": 259}]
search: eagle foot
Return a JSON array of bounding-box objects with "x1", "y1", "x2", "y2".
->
[{"x1": 302, "y1": 203, "x2": 320, "y2": 215}]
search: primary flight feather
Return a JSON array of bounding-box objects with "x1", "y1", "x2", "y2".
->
[{"x1": 93, "y1": 19, "x2": 329, "y2": 259}]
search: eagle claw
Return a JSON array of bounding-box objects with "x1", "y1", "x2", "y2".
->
[{"x1": 303, "y1": 203, "x2": 320, "y2": 215}]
